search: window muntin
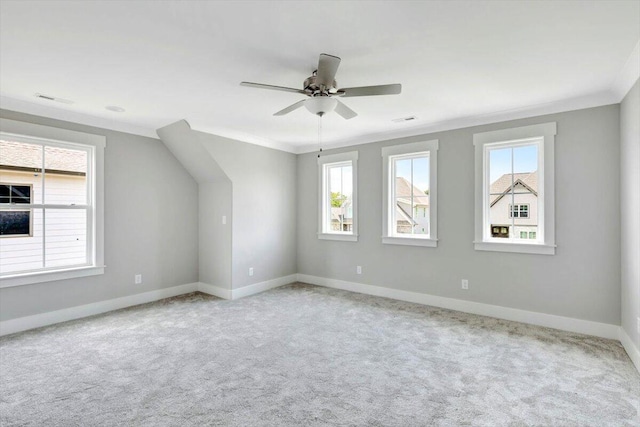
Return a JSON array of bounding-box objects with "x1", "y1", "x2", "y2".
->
[
  {"x1": 474, "y1": 122, "x2": 556, "y2": 255},
  {"x1": 382, "y1": 140, "x2": 438, "y2": 247},
  {"x1": 318, "y1": 151, "x2": 358, "y2": 241},
  {"x1": 0, "y1": 132, "x2": 97, "y2": 278}
]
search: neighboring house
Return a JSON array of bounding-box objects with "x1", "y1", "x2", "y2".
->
[
  {"x1": 331, "y1": 200, "x2": 353, "y2": 232},
  {"x1": 489, "y1": 171, "x2": 538, "y2": 239},
  {"x1": 331, "y1": 177, "x2": 429, "y2": 234},
  {"x1": 329, "y1": 177, "x2": 430, "y2": 234},
  {"x1": 395, "y1": 177, "x2": 429, "y2": 235},
  {"x1": 0, "y1": 140, "x2": 87, "y2": 274}
]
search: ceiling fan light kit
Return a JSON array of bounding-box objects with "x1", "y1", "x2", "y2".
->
[
  {"x1": 241, "y1": 53, "x2": 402, "y2": 119},
  {"x1": 304, "y1": 97, "x2": 337, "y2": 116}
]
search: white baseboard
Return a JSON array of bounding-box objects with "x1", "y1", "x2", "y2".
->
[
  {"x1": 197, "y1": 282, "x2": 232, "y2": 299},
  {"x1": 231, "y1": 274, "x2": 297, "y2": 299},
  {"x1": 0, "y1": 275, "x2": 295, "y2": 337},
  {"x1": 4, "y1": 274, "x2": 636, "y2": 374},
  {"x1": 0, "y1": 282, "x2": 199, "y2": 337},
  {"x1": 619, "y1": 327, "x2": 640, "y2": 373},
  {"x1": 197, "y1": 274, "x2": 297, "y2": 300},
  {"x1": 297, "y1": 274, "x2": 620, "y2": 340}
]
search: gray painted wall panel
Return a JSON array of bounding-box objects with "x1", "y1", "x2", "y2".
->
[
  {"x1": 297, "y1": 105, "x2": 621, "y2": 324},
  {"x1": 199, "y1": 181, "x2": 232, "y2": 289},
  {"x1": 0, "y1": 110, "x2": 199, "y2": 321},
  {"x1": 195, "y1": 131, "x2": 297, "y2": 289},
  {"x1": 621, "y1": 79, "x2": 640, "y2": 348}
]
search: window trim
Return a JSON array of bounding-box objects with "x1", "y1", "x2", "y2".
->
[
  {"x1": 0, "y1": 118, "x2": 106, "y2": 288},
  {"x1": 473, "y1": 122, "x2": 556, "y2": 255},
  {"x1": 317, "y1": 151, "x2": 358, "y2": 242},
  {"x1": 381, "y1": 140, "x2": 438, "y2": 247}
]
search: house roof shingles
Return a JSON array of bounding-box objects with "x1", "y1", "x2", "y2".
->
[
  {"x1": 395, "y1": 177, "x2": 429, "y2": 207},
  {"x1": 0, "y1": 140, "x2": 87, "y2": 174},
  {"x1": 489, "y1": 171, "x2": 538, "y2": 205}
]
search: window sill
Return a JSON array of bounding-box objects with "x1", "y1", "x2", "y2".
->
[
  {"x1": 318, "y1": 233, "x2": 358, "y2": 242},
  {"x1": 0, "y1": 265, "x2": 105, "y2": 288},
  {"x1": 473, "y1": 241, "x2": 555, "y2": 255},
  {"x1": 382, "y1": 236, "x2": 438, "y2": 247}
]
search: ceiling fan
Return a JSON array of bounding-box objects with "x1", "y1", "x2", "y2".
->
[{"x1": 240, "y1": 53, "x2": 401, "y2": 120}]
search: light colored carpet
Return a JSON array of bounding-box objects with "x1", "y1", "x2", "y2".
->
[{"x1": 1, "y1": 283, "x2": 638, "y2": 426}]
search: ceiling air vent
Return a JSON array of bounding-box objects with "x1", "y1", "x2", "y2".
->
[
  {"x1": 34, "y1": 93, "x2": 74, "y2": 104},
  {"x1": 392, "y1": 116, "x2": 417, "y2": 123}
]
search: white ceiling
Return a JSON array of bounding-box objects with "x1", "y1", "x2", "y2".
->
[{"x1": 1, "y1": 1, "x2": 638, "y2": 153}]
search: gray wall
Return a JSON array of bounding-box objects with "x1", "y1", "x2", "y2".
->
[
  {"x1": 0, "y1": 109, "x2": 199, "y2": 321},
  {"x1": 157, "y1": 121, "x2": 233, "y2": 290},
  {"x1": 157, "y1": 121, "x2": 297, "y2": 290},
  {"x1": 297, "y1": 104, "x2": 621, "y2": 325},
  {"x1": 195, "y1": 130, "x2": 297, "y2": 289},
  {"x1": 199, "y1": 180, "x2": 232, "y2": 289},
  {"x1": 621, "y1": 79, "x2": 640, "y2": 348}
]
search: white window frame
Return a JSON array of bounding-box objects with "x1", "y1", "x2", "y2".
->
[
  {"x1": 473, "y1": 122, "x2": 556, "y2": 255},
  {"x1": 317, "y1": 151, "x2": 358, "y2": 242},
  {"x1": 382, "y1": 140, "x2": 438, "y2": 247},
  {"x1": 0, "y1": 118, "x2": 106, "y2": 287}
]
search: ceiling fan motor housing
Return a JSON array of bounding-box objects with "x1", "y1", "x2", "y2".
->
[{"x1": 304, "y1": 75, "x2": 338, "y2": 95}]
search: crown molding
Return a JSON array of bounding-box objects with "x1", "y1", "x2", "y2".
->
[
  {"x1": 294, "y1": 90, "x2": 618, "y2": 154},
  {"x1": 611, "y1": 39, "x2": 640, "y2": 101},
  {"x1": 0, "y1": 96, "x2": 158, "y2": 139},
  {"x1": 2, "y1": 75, "x2": 628, "y2": 156}
]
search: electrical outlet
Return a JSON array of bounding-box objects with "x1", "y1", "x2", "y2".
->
[
  {"x1": 135, "y1": 274, "x2": 142, "y2": 285},
  {"x1": 249, "y1": 267, "x2": 254, "y2": 276},
  {"x1": 222, "y1": 215, "x2": 227, "y2": 225},
  {"x1": 356, "y1": 266, "x2": 362, "y2": 275},
  {"x1": 461, "y1": 279, "x2": 469, "y2": 290}
]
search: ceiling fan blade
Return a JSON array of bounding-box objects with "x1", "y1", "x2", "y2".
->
[
  {"x1": 334, "y1": 100, "x2": 357, "y2": 120},
  {"x1": 273, "y1": 99, "x2": 306, "y2": 116},
  {"x1": 241, "y1": 81, "x2": 307, "y2": 95},
  {"x1": 316, "y1": 54, "x2": 341, "y2": 88},
  {"x1": 338, "y1": 84, "x2": 402, "y2": 97}
]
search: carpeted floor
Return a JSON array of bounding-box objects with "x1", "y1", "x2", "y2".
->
[{"x1": 1, "y1": 283, "x2": 639, "y2": 426}]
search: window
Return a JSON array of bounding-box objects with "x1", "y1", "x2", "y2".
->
[
  {"x1": 0, "y1": 184, "x2": 33, "y2": 236},
  {"x1": 473, "y1": 122, "x2": 556, "y2": 255},
  {"x1": 382, "y1": 140, "x2": 438, "y2": 247},
  {"x1": 492, "y1": 225, "x2": 510, "y2": 238},
  {"x1": 509, "y1": 204, "x2": 529, "y2": 218},
  {"x1": 0, "y1": 118, "x2": 105, "y2": 287},
  {"x1": 318, "y1": 151, "x2": 358, "y2": 241}
]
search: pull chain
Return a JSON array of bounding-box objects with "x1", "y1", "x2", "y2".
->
[{"x1": 317, "y1": 113, "x2": 323, "y2": 158}]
